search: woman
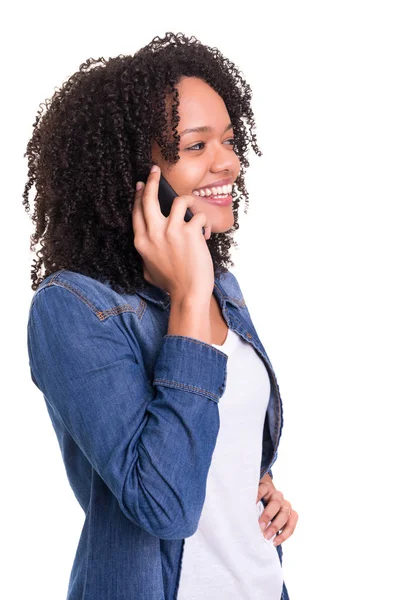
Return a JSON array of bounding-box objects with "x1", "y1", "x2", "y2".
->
[{"x1": 24, "y1": 32, "x2": 297, "y2": 600}]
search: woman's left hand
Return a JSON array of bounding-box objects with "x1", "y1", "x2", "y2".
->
[{"x1": 256, "y1": 474, "x2": 298, "y2": 546}]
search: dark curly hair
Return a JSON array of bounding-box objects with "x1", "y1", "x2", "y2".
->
[{"x1": 22, "y1": 32, "x2": 262, "y2": 295}]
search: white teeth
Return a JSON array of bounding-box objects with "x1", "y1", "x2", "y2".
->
[{"x1": 193, "y1": 184, "x2": 233, "y2": 196}]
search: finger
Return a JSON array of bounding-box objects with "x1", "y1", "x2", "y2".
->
[
  {"x1": 142, "y1": 165, "x2": 166, "y2": 233},
  {"x1": 167, "y1": 194, "x2": 199, "y2": 230},
  {"x1": 258, "y1": 494, "x2": 284, "y2": 526},
  {"x1": 272, "y1": 511, "x2": 299, "y2": 547},
  {"x1": 184, "y1": 207, "x2": 209, "y2": 236},
  {"x1": 132, "y1": 181, "x2": 147, "y2": 237},
  {"x1": 261, "y1": 505, "x2": 293, "y2": 541},
  {"x1": 256, "y1": 481, "x2": 273, "y2": 504}
]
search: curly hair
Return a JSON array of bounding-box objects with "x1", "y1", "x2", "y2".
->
[{"x1": 22, "y1": 32, "x2": 262, "y2": 295}]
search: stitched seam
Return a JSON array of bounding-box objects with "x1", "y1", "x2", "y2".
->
[
  {"x1": 48, "y1": 280, "x2": 103, "y2": 318},
  {"x1": 218, "y1": 291, "x2": 246, "y2": 308},
  {"x1": 215, "y1": 277, "x2": 246, "y2": 307},
  {"x1": 153, "y1": 379, "x2": 219, "y2": 403},
  {"x1": 37, "y1": 276, "x2": 144, "y2": 322},
  {"x1": 253, "y1": 338, "x2": 281, "y2": 449},
  {"x1": 97, "y1": 303, "x2": 143, "y2": 320},
  {"x1": 250, "y1": 335, "x2": 282, "y2": 459},
  {"x1": 228, "y1": 296, "x2": 246, "y2": 307}
]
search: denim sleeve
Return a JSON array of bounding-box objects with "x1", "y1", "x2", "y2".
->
[{"x1": 27, "y1": 285, "x2": 228, "y2": 540}]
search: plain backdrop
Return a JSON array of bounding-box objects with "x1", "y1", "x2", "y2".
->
[{"x1": 2, "y1": 1, "x2": 399, "y2": 598}]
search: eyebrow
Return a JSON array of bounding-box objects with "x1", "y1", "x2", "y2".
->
[{"x1": 179, "y1": 123, "x2": 233, "y2": 137}]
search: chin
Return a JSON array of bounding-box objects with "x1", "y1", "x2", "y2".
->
[{"x1": 214, "y1": 210, "x2": 235, "y2": 232}]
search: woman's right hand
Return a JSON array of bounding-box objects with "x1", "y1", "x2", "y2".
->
[{"x1": 132, "y1": 165, "x2": 214, "y2": 304}]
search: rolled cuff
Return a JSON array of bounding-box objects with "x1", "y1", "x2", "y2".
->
[{"x1": 153, "y1": 334, "x2": 228, "y2": 403}]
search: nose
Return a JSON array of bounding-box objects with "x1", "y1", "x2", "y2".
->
[{"x1": 210, "y1": 141, "x2": 238, "y2": 174}]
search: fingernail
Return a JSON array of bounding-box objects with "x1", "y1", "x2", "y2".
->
[
  {"x1": 265, "y1": 529, "x2": 274, "y2": 540},
  {"x1": 136, "y1": 181, "x2": 144, "y2": 191},
  {"x1": 259, "y1": 522, "x2": 267, "y2": 532},
  {"x1": 150, "y1": 165, "x2": 159, "y2": 173}
]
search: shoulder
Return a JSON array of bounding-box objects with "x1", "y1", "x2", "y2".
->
[{"x1": 30, "y1": 269, "x2": 143, "y2": 322}]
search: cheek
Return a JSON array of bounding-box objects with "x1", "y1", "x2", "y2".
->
[{"x1": 170, "y1": 162, "x2": 204, "y2": 195}]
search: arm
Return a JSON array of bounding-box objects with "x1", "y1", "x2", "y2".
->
[{"x1": 27, "y1": 285, "x2": 227, "y2": 540}]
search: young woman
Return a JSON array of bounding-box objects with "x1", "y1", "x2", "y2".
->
[{"x1": 24, "y1": 32, "x2": 297, "y2": 600}]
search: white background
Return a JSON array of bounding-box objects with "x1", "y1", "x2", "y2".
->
[{"x1": 2, "y1": 1, "x2": 399, "y2": 598}]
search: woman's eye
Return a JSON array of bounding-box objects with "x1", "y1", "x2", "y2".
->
[
  {"x1": 187, "y1": 142, "x2": 205, "y2": 151},
  {"x1": 186, "y1": 138, "x2": 235, "y2": 152}
]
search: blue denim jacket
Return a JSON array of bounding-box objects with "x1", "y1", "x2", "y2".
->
[{"x1": 27, "y1": 268, "x2": 289, "y2": 600}]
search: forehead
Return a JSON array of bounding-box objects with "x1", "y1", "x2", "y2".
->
[{"x1": 169, "y1": 76, "x2": 229, "y2": 128}]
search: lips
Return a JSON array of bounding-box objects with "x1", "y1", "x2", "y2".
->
[
  {"x1": 193, "y1": 178, "x2": 232, "y2": 192},
  {"x1": 202, "y1": 194, "x2": 233, "y2": 206}
]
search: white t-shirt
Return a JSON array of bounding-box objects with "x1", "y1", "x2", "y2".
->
[{"x1": 177, "y1": 327, "x2": 283, "y2": 600}]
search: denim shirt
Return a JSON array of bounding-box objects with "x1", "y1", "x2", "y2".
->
[{"x1": 27, "y1": 268, "x2": 289, "y2": 600}]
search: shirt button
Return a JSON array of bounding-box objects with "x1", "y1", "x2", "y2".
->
[{"x1": 246, "y1": 332, "x2": 252, "y2": 338}]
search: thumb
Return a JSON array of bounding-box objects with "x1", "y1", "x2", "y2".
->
[{"x1": 256, "y1": 481, "x2": 271, "y2": 504}]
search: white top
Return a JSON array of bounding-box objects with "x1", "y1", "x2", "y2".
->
[{"x1": 177, "y1": 328, "x2": 283, "y2": 599}]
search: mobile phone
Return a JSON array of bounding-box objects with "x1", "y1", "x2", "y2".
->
[{"x1": 145, "y1": 171, "x2": 205, "y2": 236}]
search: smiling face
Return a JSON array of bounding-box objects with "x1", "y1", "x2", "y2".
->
[{"x1": 151, "y1": 76, "x2": 241, "y2": 234}]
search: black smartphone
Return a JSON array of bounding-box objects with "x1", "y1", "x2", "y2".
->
[{"x1": 145, "y1": 171, "x2": 205, "y2": 236}]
